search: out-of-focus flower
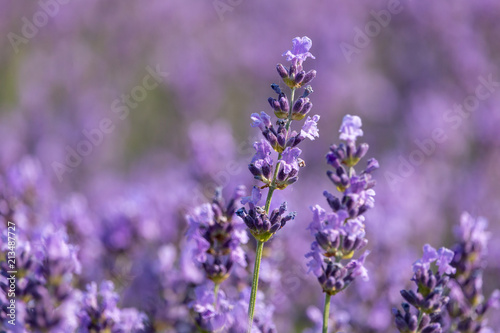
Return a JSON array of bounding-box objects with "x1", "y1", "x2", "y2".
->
[
  {"x1": 76, "y1": 280, "x2": 146, "y2": 333},
  {"x1": 393, "y1": 244, "x2": 454, "y2": 333},
  {"x1": 339, "y1": 115, "x2": 363, "y2": 143},
  {"x1": 446, "y1": 213, "x2": 499, "y2": 332},
  {"x1": 186, "y1": 186, "x2": 248, "y2": 283}
]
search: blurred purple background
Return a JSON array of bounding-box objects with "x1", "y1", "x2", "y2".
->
[{"x1": 1, "y1": 0, "x2": 499, "y2": 332}]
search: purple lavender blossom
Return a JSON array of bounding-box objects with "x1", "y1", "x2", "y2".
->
[
  {"x1": 411, "y1": 243, "x2": 456, "y2": 276},
  {"x1": 393, "y1": 244, "x2": 455, "y2": 333},
  {"x1": 282, "y1": 36, "x2": 316, "y2": 65},
  {"x1": 299, "y1": 115, "x2": 321, "y2": 141},
  {"x1": 76, "y1": 280, "x2": 146, "y2": 332},
  {"x1": 186, "y1": 186, "x2": 248, "y2": 283},
  {"x1": 188, "y1": 282, "x2": 232, "y2": 332},
  {"x1": 446, "y1": 213, "x2": 500, "y2": 332},
  {"x1": 251, "y1": 112, "x2": 273, "y2": 131},
  {"x1": 236, "y1": 195, "x2": 296, "y2": 243},
  {"x1": 304, "y1": 114, "x2": 378, "y2": 333},
  {"x1": 338, "y1": 115, "x2": 363, "y2": 143},
  {"x1": 306, "y1": 115, "x2": 377, "y2": 294}
]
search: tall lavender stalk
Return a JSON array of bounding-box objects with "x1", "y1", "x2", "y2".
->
[
  {"x1": 236, "y1": 36, "x2": 319, "y2": 331},
  {"x1": 305, "y1": 115, "x2": 379, "y2": 333}
]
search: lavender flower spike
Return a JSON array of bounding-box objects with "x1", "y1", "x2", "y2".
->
[
  {"x1": 305, "y1": 114, "x2": 378, "y2": 333},
  {"x1": 241, "y1": 36, "x2": 319, "y2": 332},
  {"x1": 186, "y1": 186, "x2": 248, "y2": 283},
  {"x1": 446, "y1": 212, "x2": 500, "y2": 332},
  {"x1": 393, "y1": 244, "x2": 454, "y2": 333}
]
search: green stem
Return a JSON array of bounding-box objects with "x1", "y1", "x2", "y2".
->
[
  {"x1": 247, "y1": 87, "x2": 297, "y2": 332},
  {"x1": 285, "y1": 88, "x2": 296, "y2": 131},
  {"x1": 416, "y1": 310, "x2": 423, "y2": 332},
  {"x1": 323, "y1": 293, "x2": 331, "y2": 333},
  {"x1": 213, "y1": 283, "x2": 220, "y2": 308},
  {"x1": 247, "y1": 240, "x2": 264, "y2": 332}
]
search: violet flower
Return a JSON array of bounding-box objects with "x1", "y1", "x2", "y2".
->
[
  {"x1": 186, "y1": 186, "x2": 248, "y2": 284},
  {"x1": 446, "y1": 212, "x2": 500, "y2": 332},
  {"x1": 282, "y1": 36, "x2": 316, "y2": 69},
  {"x1": 393, "y1": 244, "x2": 454, "y2": 333},
  {"x1": 239, "y1": 36, "x2": 318, "y2": 331},
  {"x1": 305, "y1": 114, "x2": 378, "y2": 333},
  {"x1": 76, "y1": 280, "x2": 146, "y2": 333}
]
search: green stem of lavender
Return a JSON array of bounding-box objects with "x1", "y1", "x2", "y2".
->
[
  {"x1": 247, "y1": 240, "x2": 264, "y2": 332},
  {"x1": 416, "y1": 310, "x2": 423, "y2": 332},
  {"x1": 213, "y1": 283, "x2": 220, "y2": 308},
  {"x1": 247, "y1": 87, "x2": 296, "y2": 332},
  {"x1": 323, "y1": 293, "x2": 331, "y2": 333}
]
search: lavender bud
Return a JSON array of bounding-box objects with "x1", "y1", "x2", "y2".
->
[
  {"x1": 293, "y1": 98, "x2": 304, "y2": 113},
  {"x1": 261, "y1": 163, "x2": 272, "y2": 179},
  {"x1": 316, "y1": 233, "x2": 330, "y2": 250},
  {"x1": 264, "y1": 130, "x2": 278, "y2": 148},
  {"x1": 279, "y1": 95, "x2": 289, "y2": 112},
  {"x1": 277, "y1": 133, "x2": 286, "y2": 148},
  {"x1": 421, "y1": 323, "x2": 441, "y2": 333},
  {"x1": 276, "y1": 64, "x2": 288, "y2": 78},
  {"x1": 418, "y1": 314, "x2": 431, "y2": 330},
  {"x1": 279, "y1": 202, "x2": 287, "y2": 215},
  {"x1": 343, "y1": 236, "x2": 355, "y2": 253},
  {"x1": 355, "y1": 143, "x2": 369, "y2": 159},
  {"x1": 248, "y1": 164, "x2": 262, "y2": 178},
  {"x1": 271, "y1": 83, "x2": 281, "y2": 94},
  {"x1": 289, "y1": 63, "x2": 297, "y2": 77},
  {"x1": 269, "y1": 223, "x2": 281, "y2": 234},
  {"x1": 299, "y1": 102, "x2": 312, "y2": 116},
  {"x1": 285, "y1": 176, "x2": 298, "y2": 186},
  {"x1": 268, "y1": 97, "x2": 280, "y2": 111},
  {"x1": 295, "y1": 71, "x2": 305, "y2": 84},
  {"x1": 365, "y1": 157, "x2": 379, "y2": 173},
  {"x1": 302, "y1": 70, "x2": 317, "y2": 85},
  {"x1": 302, "y1": 85, "x2": 314, "y2": 97}
]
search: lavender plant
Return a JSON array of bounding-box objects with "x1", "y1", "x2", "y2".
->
[
  {"x1": 446, "y1": 212, "x2": 500, "y2": 332},
  {"x1": 76, "y1": 280, "x2": 147, "y2": 333},
  {"x1": 305, "y1": 115, "x2": 378, "y2": 333},
  {"x1": 393, "y1": 244, "x2": 456, "y2": 333},
  {"x1": 0, "y1": 227, "x2": 147, "y2": 332},
  {"x1": 185, "y1": 186, "x2": 248, "y2": 331},
  {"x1": 236, "y1": 36, "x2": 319, "y2": 331}
]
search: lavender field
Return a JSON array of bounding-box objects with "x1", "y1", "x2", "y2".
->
[{"x1": 1, "y1": 1, "x2": 500, "y2": 332}]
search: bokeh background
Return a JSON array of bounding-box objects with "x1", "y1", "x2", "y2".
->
[{"x1": 1, "y1": 0, "x2": 499, "y2": 332}]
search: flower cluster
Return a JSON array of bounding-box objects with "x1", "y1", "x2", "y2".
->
[
  {"x1": 393, "y1": 244, "x2": 455, "y2": 333},
  {"x1": 189, "y1": 282, "x2": 232, "y2": 332},
  {"x1": 76, "y1": 281, "x2": 146, "y2": 333},
  {"x1": 0, "y1": 229, "x2": 81, "y2": 331},
  {"x1": 186, "y1": 186, "x2": 248, "y2": 283},
  {"x1": 446, "y1": 212, "x2": 500, "y2": 332},
  {"x1": 306, "y1": 115, "x2": 378, "y2": 296},
  {"x1": 0, "y1": 227, "x2": 146, "y2": 332},
  {"x1": 236, "y1": 187, "x2": 296, "y2": 243},
  {"x1": 242, "y1": 36, "x2": 319, "y2": 242},
  {"x1": 187, "y1": 282, "x2": 277, "y2": 333}
]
